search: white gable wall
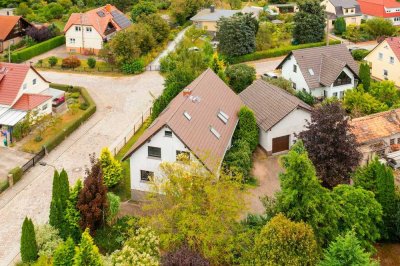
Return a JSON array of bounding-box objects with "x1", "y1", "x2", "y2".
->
[
  {"x1": 281, "y1": 54, "x2": 310, "y2": 92},
  {"x1": 259, "y1": 108, "x2": 311, "y2": 153},
  {"x1": 65, "y1": 25, "x2": 104, "y2": 51},
  {"x1": 312, "y1": 66, "x2": 356, "y2": 98},
  {"x1": 13, "y1": 68, "x2": 49, "y2": 106}
]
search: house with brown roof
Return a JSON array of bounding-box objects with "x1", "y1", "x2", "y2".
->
[
  {"x1": 0, "y1": 63, "x2": 64, "y2": 146},
  {"x1": 63, "y1": 4, "x2": 131, "y2": 55},
  {"x1": 350, "y1": 108, "x2": 400, "y2": 164},
  {"x1": 322, "y1": 0, "x2": 362, "y2": 30},
  {"x1": 0, "y1": 15, "x2": 32, "y2": 53},
  {"x1": 364, "y1": 37, "x2": 400, "y2": 86},
  {"x1": 122, "y1": 69, "x2": 242, "y2": 200},
  {"x1": 240, "y1": 80, "x2": 312, "y2": 154},
  {"x1": 276, "y1": 44, "x2": 360, "y2": 99}
]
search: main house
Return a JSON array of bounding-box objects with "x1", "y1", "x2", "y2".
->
[
  {"x1": 240, "y1": 80, "x2": 312, "y2": 154},
  {"x1": 0, "y1": 16, "x2": 32, "y2": 53},
  {"x1": 0, "y1": 63, "x2": 65, "y2": 145},
  {"x1": 276, "y1": 44, "x2": 360, "y2": 99},
  {"x1": 322, "y1": 0, "x2": 362, "y2": 30},
  {"x1": 350, "y1": 108, "x2": 400, "y2": 164},
  {"x1": 364, "y1": 37, "x2": 400, "y2": 86},
  {"x1": 357, "y1": 0, "x2": 400, "y2": 25},
  {"x1": 64, "y1": 4, "x2": 131, "y2": 55},
  {"x1": 123, "y1": 69, "x2": 242, "y2": 201}
]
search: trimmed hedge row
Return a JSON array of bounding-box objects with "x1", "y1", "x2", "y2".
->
[
  {"x1": 11, "y1": 36, "x2": 65, "y2": 63},
  {"x1": 0, "y1": 166, "x2": 23, "y2": 193},
  {"x1": 227, "y1": 40, "x2": 342, "y2": 64},
  {"x1": 42, "y1": 83, "x2": 96, "y2": 152}
]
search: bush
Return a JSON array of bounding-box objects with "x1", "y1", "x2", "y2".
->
[
  {"x1": 100, "y1": 147, "x2": 123, "y2": 188},
  {"x1": 61, "y1": 56, "x2": 81, "y2": 68},
  {"x1": 296, "y1": 90, "x2": 315, "y2": 105},
  {"x1": 121, "y1": 60, "x2": 144, "y2": 74},
  {"x1": 107, "y1": 192, "x2": 120, "y2": 225},
  {"x1": 34, "y1": 224, "x2": 63, "y2": 257},
  {"x1": 227, "y1": 40, "x2": 341, "y2": 64},
  {"x1": 11, "y1": 36, "x2": 65, "y2": 63},
  {"x1": 87, "y1": 57, "x2": 96, "y2": 69},
  {"x1": 9, "y1": 166, "x2": 23, "y2": 183},
  {"x1": 352, "y1": 49, "x2": 370, "y2": 61},
  {"x1": 79, "y1": 103, "x2": 88, "y2": 110},
  {"x1": 225, "y1": 64, "x2": 256, "y2": 93},
  {"x1": 48, "y1": 56, "x2": 58, "y2": 67}
]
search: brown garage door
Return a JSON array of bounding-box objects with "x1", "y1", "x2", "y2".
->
[{"x1": 272, "y1": 135, "x2": 290, "y2": 153}]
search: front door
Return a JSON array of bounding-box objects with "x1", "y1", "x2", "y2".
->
[{"x1": 272, "y1": 135, "x2": 290, "y2": 153}]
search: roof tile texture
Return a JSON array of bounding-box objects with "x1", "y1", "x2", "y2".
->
[
  {"x1": 358, "y1": 0, "x2": 400, "y2": 17},
  {"x1": 0, "y1": 63, "x2": 30, "y2": 106},
  {"x1": 0, "y1": 15, "x2": 22, "y2": 40},
  {"x1": 12, "y1": 93, "x2": 51, "y2": 111}
]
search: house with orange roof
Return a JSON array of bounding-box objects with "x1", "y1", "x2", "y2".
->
[
  {"x1": 350, "y1": 108, "x2": 400, "y2": 164},
  {"x1": 357, "y1": 0, "x2": 400, "y2": 25},
  {"x1": 0, "y1": 63, "x2": 65, "y2": 146},
  {"x1": 364, "y1": 37, "x2": 400, "y2": 86},
  {"x1": 63, "y1": 4, "x2": 131, "y2": 55},
  {"x1": 0, "y1": 15, "x2": 32, "y2": 53}
]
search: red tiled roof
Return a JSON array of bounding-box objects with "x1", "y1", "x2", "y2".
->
[
  {"x1": 0, "y1": 16, "x2": 22, "y2": 41},
  {"x1": 63, "y1": 5, "x2": 131, "y2": 38},
  {"x1": 123, "y1": 69, "x2": 243, "y2": 173},
  {"x1": 0, "y1": 63, "x2": 30, "y2": 106},
  {"x1": 385, "y1": 37, "x2": 400, "y2": 60},
  {"x1": 358, "y1": 0, "x2": 400, "y2": 18},
  {"x1": 12, "y1": 93, "x2": 51, "y2": 111}
]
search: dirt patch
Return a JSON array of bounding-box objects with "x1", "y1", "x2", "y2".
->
[{"x1": 375, "y1": 243, "x2": 400, "y2": 266}]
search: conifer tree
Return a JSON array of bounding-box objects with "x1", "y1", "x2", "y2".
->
[
  {"x1": 99, "y1": 148, "x2": 123, "y2": 188},
  {"x1": 20, "y1": 217, "x2": 38, "y2": 263},
  {"x1": 53, "y1": 237, "x2": 75, "y2": 266},
  {"x1": 50, "y1": 169, "x2": 70, "y2": 239},
  {"x1": 359, "y1": 63, "x2": 371, "y2": 92},
  {"x1": 73, "y1": 229, "x2": 103, "y2": 266},
  {"x1": 65, "y1": 180, "x2": 83, "y2": 243}
]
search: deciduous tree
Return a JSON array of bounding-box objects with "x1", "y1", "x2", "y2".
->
[
  {"x1": 366, "y1": 18, "x2": 396, "y2": 38},
  {"x1": 161, "y1": 245, "x2": 210, "y2": 266},
  {"x1": 293, "y1": 0, "x2": 325, "y2": 44},
  {"x1": 225, "y1": 64, "x2": 256, "y2": 93},
  {"x1": 131, "y1": 1, "x2": 157, "y2": 22},
  {"x1": 298, "y1": 101, "x2": 362, "y2": 188}
]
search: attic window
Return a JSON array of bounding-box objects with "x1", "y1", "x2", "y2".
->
[
  {"x1": 218, "y1": 110, "x2": 229, "y2": 124},
  {"x1": 210, "y1": 126, "x2": 221, "y2": 139},
  {"x1": 183, "y1": 111, "x2": 192, "y2": 121},
  {"x1": 308, "y1": 68, "x2": 314, "y2": 76}
]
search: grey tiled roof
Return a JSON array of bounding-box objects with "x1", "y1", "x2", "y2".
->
[
  {"x1": 190, "y1": 9, "x2": 240, "y2": 22},
  {"x1": 330, "y1": 0, "x2": 358, "y2": 8},
  {"x1": 239, "y1": 80, "x2": 312, "y2": 131}
]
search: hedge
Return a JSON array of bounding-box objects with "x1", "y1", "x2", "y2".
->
[
  {"x1": 227, "y1": 40, "x2": 342, "y2": 64},
  {"x1": 42, "y1": 83, "x2": 96, "y2": 152},
  {"x1": 11, "y1": 36, "x2": 65, "y2": 63},
  {"x1": 9, "y1": 167, "x2": 23, "y2": 183}
]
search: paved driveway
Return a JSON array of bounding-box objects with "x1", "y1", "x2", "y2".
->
[
  {"x1": 0, "y1": 148, "x2": 33, "y2": 183},
  {"x1": 0, "y1": 70, "x2": 164, "y2": 265}
]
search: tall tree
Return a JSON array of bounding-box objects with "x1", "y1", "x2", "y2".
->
[
  {"x1": 233, "y1": 106, "x2": 259, "y2": 152},
  {"x1": 225, "y1": 64, "x2": 256, "y2": 93},
  {"x1": 99, "y1": 147, "x2": 123, "y2": 188},
  {"x1": 20, "y1": 217, "x2": 38, "y2": 263},
  {"x1": 253, "y1": 214, "x2": 319, "y2": 265},
  {"x1": 293, "y1": 0, "x2": 325, "y2": 44},
  {"x1": 334, "y1": 17, "x2": 346, "y2": 35},
  {"x1": 274, "y1": 141, "x2": 340, "y2": 246},
  {"x1": 217, "y1": 13, "x2": 258, "y2": 57},
  {"x1": 298, "y1": 101, "x2": 362, "y2": 188},
  {"x1": 359, "y1": 63, "x2": 371, "y2": 92},
  {"x1": 77, "y1": 154, "x2": 108, "y2": 235},
  {"x1": 49, "y1": 169, "x2": 70, "y2": 239},
  {"x1": 65, "y1": 179, "x2": 83, "y2": 243},
  {"x1": 53, "y1": 237, "x2": 75, "y2": 266},
  {"x1": 319, "y1": 231, "x2": 378, "y2": 266},
  {"x1": 73, "y1": 229, "x2": 103, "y2": 266}
]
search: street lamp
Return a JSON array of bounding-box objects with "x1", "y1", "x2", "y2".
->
[{"x1": 38, "y1": 161, "x2": 57, "y2": 170}]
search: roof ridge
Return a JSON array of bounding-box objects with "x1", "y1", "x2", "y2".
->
[{"x1": 351, "y1": 108, "x2": 400, "y2": 122}]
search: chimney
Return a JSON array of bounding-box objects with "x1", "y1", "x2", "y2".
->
[
  {"x1": 210, "y1": 5, "x2": 215, "y2": 13},
  {"x1": 183, "y1": 88, "x2": 192, "y2": 97},
  {"x1": 105, "y1": 4, "x2": 112, "y2": 12}
]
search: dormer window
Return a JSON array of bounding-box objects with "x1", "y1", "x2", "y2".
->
[
  {"x1": 183, "y1": 111, "x2": 191, "y2": 121},
  {"x1": 218, "y1": 110, "x2": 229, "y2": 124},
  {"x1": 210, "y1": 126, "x2": 221, "y2": 139}
]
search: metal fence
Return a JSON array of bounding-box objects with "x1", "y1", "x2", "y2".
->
[
  {"x1": 146, "y1": 64, "x2": 160, "y2": 71},
  {"x1": 21, "y1": 148, "x2": 46, "y2": 173},
  {"x1": 111, "y1": 107, "x2": 152, "y2": 156},
  {"x1": 37, "y1": 65, "x2": 118, "y2": 73}
]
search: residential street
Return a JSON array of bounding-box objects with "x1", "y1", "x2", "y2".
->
[{"x1": 0, "y1": 71, "x2": 164, "y2": 265}]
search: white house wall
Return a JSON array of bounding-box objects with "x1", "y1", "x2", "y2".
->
[
  {"x1": 259, "y1": 108, "x2": 311, "y2": 153},
  {"x1": 65, "y1": 25, "x2": 104, "y2": 51},
  {"x1": 281, "y1": 55, "x2": 310, "y2": 92},
  {"x1": 13, "y1": 69, "x2": 49, "y2": 106},
  {"x1": 129, "y1": 127, "x2": 189, "y2": 194}
]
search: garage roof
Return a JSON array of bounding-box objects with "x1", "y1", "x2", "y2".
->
[{"x1": 0, "y1": 108, "x2": 26, "y2": 126}]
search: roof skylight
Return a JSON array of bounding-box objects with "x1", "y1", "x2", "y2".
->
[
  {"x1": 210, "y1": 126, "x2": 221, "y2": 139},
  {"x1": 308, "y1": 68, "x2": 314, "y2": 76},
  {"x1": 183, "y1": 111, "x2": 192, "y2": 121},
  {"x1": 218, "y1": 110, "x2": 229, "y2": 124}
]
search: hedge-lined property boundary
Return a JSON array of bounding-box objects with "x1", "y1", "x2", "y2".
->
[
  {"x1": 43, "y1": 83, "x2": 96, "y2": 152},
  {"x1": 227, "y1": 40, "x2": 342, "y2": 64},
  {"x1": 11, "y1": 36, "x2": 65, "y2": 63},
  {"x1": 0, "y1": 167, "x2": 23, "y2": 193}
]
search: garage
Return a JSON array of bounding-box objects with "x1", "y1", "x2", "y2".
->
[{"x1": 272, "y1": 135, "x2": 290, "y2": 153}]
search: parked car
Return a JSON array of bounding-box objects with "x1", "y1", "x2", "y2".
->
[
  {"x1": 52, "y1": 96, "x2": 65, "y2": 107},
  {"x1": 262, "y1": 72, "x2": 278, "y2": 79}
]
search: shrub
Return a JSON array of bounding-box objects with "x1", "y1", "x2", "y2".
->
[
  {"x1": 79, "y1": 102, "x2": 88, "y2": 110},
  {"x1": 121, "y1": 60, "x2": 144, "y2": 74},
  {"x1": 34, "y1": 224, "x2": 63, "y2": 257},
  {"x1": 334, "y1": 17, "x2": 346, "y2": 35},
  {"x1": 87, "y1": 57, "x2": 96, "y2": 69},
  {"x1": 264, "y1": 77, "x2": 295, "y2": 94},
  {"x1": 162, "y1": 245, "x2": 210, "y2": 266},
  {"x1": 100, "y1": 147, "x2": 123, "y2": 188},
  {"x1": 48, "y1": 56, "x2": 58, "y2": 67},
  {"x1": 352, "y1": 49, "x2": 370, "y2": 61},
  {"x1": 73, "y1": 229, "x2": 102, "y2": 266},
  {"x1": 107, "y1": 192, "x2": 120, "y2": 226},
  {"x1": 61, "y1": 56, "x2": 81, "y2": 68},
  {"x1": 296, "y1": 90, "x2": 315, "y2": 105},
  {"x1": 9, "y1": 166, "x2": 23, "y2": 184},
  {"x1": 234, "y1": 106, "x2": 259, "y2": 152},
  {"x1": 53, "y1": 237, "x2": 75, "y2": 266},
  {"x1": 11, "y1": 36, "x2": 65, "y2": 63},
  {"x1": 225, "y1": 64, "x2": 256, "y2": 93}
]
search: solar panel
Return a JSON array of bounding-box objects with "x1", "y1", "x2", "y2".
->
[
  {"x1": 111, "y1": 10, "x2": 132, "y2": 29},
  {"x1": 97, "y1": 11, "x2": 105, "y2": 17}
]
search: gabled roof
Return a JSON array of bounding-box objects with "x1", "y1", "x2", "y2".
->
[
  {"x1": 277, "y1": 44, "x2": 359, "y2": 89},
  {"x1": 0, "y1": 16, "x2": 31, "y2": 41},
  {"x1": 0, "y1": 63, "x2": 48, "y2": 106},
  {"x1": 123, "y1": 69, "x2": 243, "y2": 173},
  {"x1": 190, "y1": 8, "x2": 240, "y2": 22},
  {"x1": 358, "y1": 0, "x2": 400, "y2": 18},
  {"x1": 350, "y1": 108, "x2": 400, "y2": 144},
  {"x1": 384, "y1": 37, "x2": 400, "y2": 61},
  {"x1": 12, "y1": 93, "x2": 51, "y2": 111},
  {"x1": 329, "y1": 0, "x2": 362, "y2": 17},
  {"x1": 63, "y1": 5, "x2": 131, "y2": 38},
  {"x1": 239, "y1": 80, "x2": 312, "y2": 131}
]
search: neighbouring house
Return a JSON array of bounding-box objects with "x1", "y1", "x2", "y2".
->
[
  {"x1": 350, "y1": 108, "x2": 400, "y2": 164},
  {"x1": 122, "y1": 69, "x2": 242, "y2": 201},
  {"x1": 0, "y1": 8, "x2": 15, "y2": 16},
  {"x1": 240, "y1": 79, "x2": 312, "y2": 154},
  {"x1": 364, "y1": 37, "x2": 400, "y2": 85},
  {"x1": 322, "y1": 0, "x2": 362, "y2": 30},
  {"x1": 276, "y1": 44, "x2": 360, "y2": 99},
  {"x1": 358, "y1": 0, "x2": 400, "y2": 25},
  {"x1": 266, "y1": 3, "x2": 299, "y2": 15},
  {"x1": 0, "y1": 16, "x2": 32, "y2": 53},
  {"x1": 0, "y1": 63, "x2": 66, "y2": 146},
  {"x1": 63, "y1": 4, "x2": 131, "y2": 55}
]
